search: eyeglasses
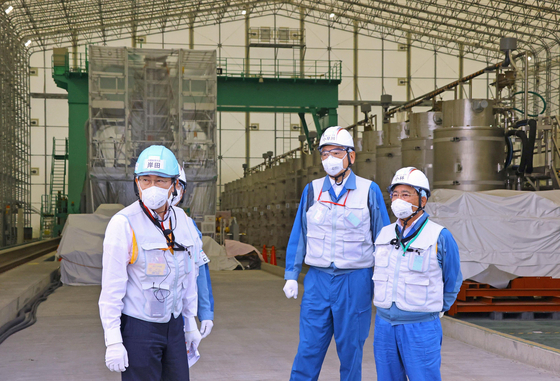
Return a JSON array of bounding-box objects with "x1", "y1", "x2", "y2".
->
[
  {"x1": 138, "y1": 177, "x2": 173, "y2": 188},
  {"x1": 390, "y1": 191, "x2": 414, "y2": 200},
  {"x1": 320, "y1": 148, "x2": 347, "y2": 160}
]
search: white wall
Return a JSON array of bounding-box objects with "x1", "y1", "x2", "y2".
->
[{"x1": 29, "y1": 14, "x2": 494, "y2": 233}]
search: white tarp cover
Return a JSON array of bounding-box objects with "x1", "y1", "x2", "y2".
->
[
  {"x1": 425, "y1": 189, "x2": 560, "y2": 288},
  {"x1": 202, "y1": 236, "x2": 238, "y2": 271},
  {"x1": 58, "y1": 204, "x2": 124, "y2": 285},
  {"x1": 202, "y1": 238, "x2": 263, "y2": 270}
]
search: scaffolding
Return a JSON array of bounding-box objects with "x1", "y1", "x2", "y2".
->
[
  {"x1": 88, "y1": 46, "x2": 217, "y2": 227},
  {"x1": 0, "y1": 13, "x2": 31, "y2": 248}
]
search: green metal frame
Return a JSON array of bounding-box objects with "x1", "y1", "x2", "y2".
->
[{"x1": 52, "y1": 51, "x2": 340, "y2": 213}]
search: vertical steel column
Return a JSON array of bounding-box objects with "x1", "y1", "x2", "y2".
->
[
  {"x1": 434, "y1": 49, "x2": 437, "y2": 90},
  {"x1": 353, "y1": 20, "x2": 358, "y2": 138},
  {"x1": 300, "y1": 7, "x2": 305, "y2": 77},
  {"x1": 189, "y1": 14, "x2": 195, "y2": 49},
  {"x1": 458, "y1": 43, "x2": 464, "y2": 99},
  {"x1": 245, "y1": 9, "x2": 251, "y2": 168},
  {"x1": 406, "y1": 32, "x2": 411, "y2": 102}
]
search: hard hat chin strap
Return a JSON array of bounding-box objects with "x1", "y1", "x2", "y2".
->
[
  {"x1": 397, "y1": 190, "x2": 424, "y2": 246},
  {"x1": 332, "y1": 148, "x2": 353, "y2": 186}
]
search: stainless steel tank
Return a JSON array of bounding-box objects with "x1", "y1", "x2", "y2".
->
[
  {"x1": 442, "y1": 99, "x2": 495, "y2": 128},
  {"x1": 401, "y1": 138, "x2": 434, "y2": 185},
  {"x1": 401, "y1": 111, "x2": 441, "y2": 184},
  {"x1": 376, "y1": 122, "x2": 406, "y2": 208},
  {"x1": 376, "y1": 145, "x2": 402, "y2": 209},
  {"x1": 354, "y1": 129, "x2": 377, "y2": 181},
  {"x1": 383, "y1": 122, "x2": 408, "y2": 145},
  {"x1": 408, "y1": 111, "x2": 442, "y2": 138},
  {"x1": 433, "y1": 127, "x2": 505, "y2": 191},
  {"x1": 434, "y1": 99, "x2": 504, "y2": 191}
]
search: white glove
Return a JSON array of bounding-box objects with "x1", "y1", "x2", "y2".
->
[
  {"x1": 200, "y1": 320, "x2": 214, "y2": 339},
  {"x1": 105, "y1": 343, "x2": 129, "y2": 372},
  {"x1": 185, "y1": 329, "x2": 202, "y2": 349},
  {"x1": 439, "y1": 311, "x2": 445, "y2": 318},
  {"x1": 283, "y1": 280, "x2": 298, "y2": 299}
]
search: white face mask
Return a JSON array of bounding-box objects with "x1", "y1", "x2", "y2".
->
[
  {"x1": 391, "y1": 198, "x2": 415, "y2": 219},
  {"x1": 141, "y1": 184, "x2": 172, "y2": 210},
  {"x1": 322, "y1": 154, "x2": 347, "y2": 177}
]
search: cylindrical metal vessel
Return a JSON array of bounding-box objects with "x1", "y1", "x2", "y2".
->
[
  {"x1": 383, "y1": 122, "x2": 408, "y2": 146},
  {"x1": 376, "y1": 145, "x2": 402, "y2": 209},
  {"x1": 442, "y1": 99, "x2": 495, "y2": 128},
  {"x1": 409, "y1": 111, "x2": 442, "y2": 138},
  {"x1": 433, "y1": 127, "x2": 505, "y2": 191},
  {"x1": 401, "y1": 137, "x2": 434, "y2": 185},
  {"x1": 354, "y1": 130, "x2": 377, "y2": 181}
]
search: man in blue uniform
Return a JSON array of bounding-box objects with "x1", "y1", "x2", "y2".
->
[
  {"x1": 283, "y1": 126, "x2": 390, "y2": 381},
  {"x1": 373, "y1": 167, "x2": 463, "y2": 381},
  {"x1": 172, "y1": 167, "x2": 214, "y2": 339}
]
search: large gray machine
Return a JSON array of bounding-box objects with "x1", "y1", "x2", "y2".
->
[{"x1": 433, "y1": 99, "x2": 506, "y2": 191}]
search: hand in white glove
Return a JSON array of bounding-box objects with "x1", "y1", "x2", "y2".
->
[
  {"x1": 105, "y1": 343, "x2": 129, "y2": 372},
  {"x1": 200, "y1": 320, "x2": 214, "y2": 339},
  {"x1": 283, "y1": 280, "x2": 298, "y2": 299},
  {"x1": 439, "y1": 311, "x2": 445, "y2": 318},
  {"x1": 185, "y1": 329, "x2": 202, "y2": 349}
]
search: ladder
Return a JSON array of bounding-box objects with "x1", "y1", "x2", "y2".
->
[{"x1": 40, "y1": 138, "x2": 69, "y2": 238}]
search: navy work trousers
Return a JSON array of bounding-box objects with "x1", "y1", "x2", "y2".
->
[{"x1": 121, "y1": 314, "x2": 189, "y2": 381}]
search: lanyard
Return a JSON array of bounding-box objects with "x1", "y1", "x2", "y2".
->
[
  {"x1": 317, "y1": 188, "x2": 350, "y2": 207},
  {"x1": 396, "y1": 218, "x2": 429, "y2": 256}
]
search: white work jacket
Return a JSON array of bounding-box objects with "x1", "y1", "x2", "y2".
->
[
  {"x1": 99, "y1": 201, "x2": 199, "y2": 346},
  {"x1": 305, "y1": 176, "x2": 375, "y2": 269},
  {"x1": 373, "y1": 219, "x2": 444, "y2": 312}
]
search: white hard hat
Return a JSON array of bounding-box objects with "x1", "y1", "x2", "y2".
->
[
  {"x1": 178, "y1": 167, "x2": 186, "y2": 189},
  {"x1": 389, "y1": 167, "x2": 430, "y2": 197},
  {"x1": 318, "y1": 126, "x2": 354, "y2": 150}
]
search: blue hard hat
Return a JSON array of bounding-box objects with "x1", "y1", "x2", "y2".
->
[{"x1": 135, "y1": 145, "x2": 179, "y2": 178}]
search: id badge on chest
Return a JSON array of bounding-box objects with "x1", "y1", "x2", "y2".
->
[
  {"x1": 411, "y1": 253, "x2": 424, "y2": 272},
  {"x1": 146, "y1": 251, "x2": 167, "y2": 276},
  {"x1": 312, "y1": 205, "x2": 327, "y2": 223}
]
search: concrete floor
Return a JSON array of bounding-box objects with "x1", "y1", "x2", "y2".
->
[{"x1": 0, "y1": 270, "x2": 559, "y2": 380}]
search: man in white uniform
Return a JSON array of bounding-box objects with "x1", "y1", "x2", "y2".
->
[{"x1": 99, "y1": 145, "x2": 202, "y2": 380}]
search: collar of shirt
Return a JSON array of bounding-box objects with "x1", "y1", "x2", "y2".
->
[
  {"x1": 396, "y1": 212, "x2": 429, "y2": 239},
  {"x1": 321, "y1": 170, "x2": 356, "y2": 202}
]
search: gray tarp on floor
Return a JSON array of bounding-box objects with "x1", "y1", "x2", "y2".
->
[
  {"x1": 58, "y1": 204, "x2": 124, "y2": 285},
  {"x1": 425, "y1": 189, "x2": 560, "y2": 288}
]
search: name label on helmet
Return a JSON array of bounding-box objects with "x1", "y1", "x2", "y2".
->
[
  {"x1": 394, "y1": 174, "x2": 406, "y2": 182},
  {"x1": 144, "y1": 156, "x2": 166, "y2": 170}
]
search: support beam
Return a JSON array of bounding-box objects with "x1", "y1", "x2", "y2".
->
[
  {"x1": 353, "y1": 20, "x2": 359, "y2": 139},
  {"x1": 245, "y1": 9, "x2": 250, "y2": 168},
  {"x1": 459, "y1": 43, "x2": 464, "y2": 99},
  {"x1": 407, "y1": 32, "x2": 412, "y2": 102}
]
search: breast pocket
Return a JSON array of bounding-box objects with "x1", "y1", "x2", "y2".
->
[
  {"x1": 306, "y1": 230, "x2": 325, "y2": 257},
  {"x1": 373, "y1": 244, "x2": 392, "y2": 268},
  {"x1": 407, "y1": 248, "x2": 430, "y2": 273},
  {"x1": 142, "y1": 243, "x2": 170, "y2": 277},
  {"x1": 344, "y1": 207, "x2": 364, "y2": 229}
]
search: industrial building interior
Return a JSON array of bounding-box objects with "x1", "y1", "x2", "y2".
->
[{"x1": 2, "y1": 1, "x2": 560, "y2": 380}]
